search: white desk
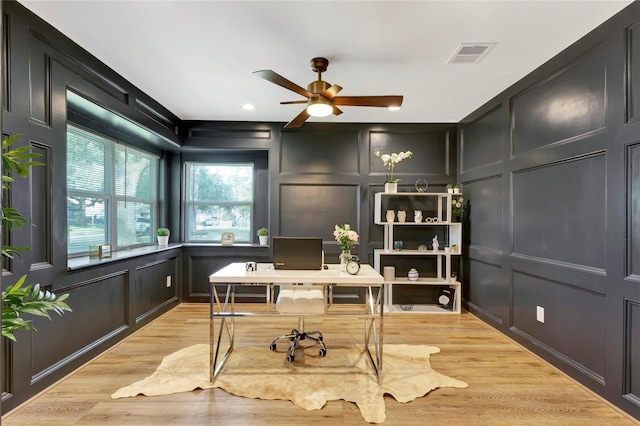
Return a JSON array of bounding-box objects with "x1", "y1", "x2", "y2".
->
[{"x1": 209, "y1": 263, "x2": 385, "y2": 383}]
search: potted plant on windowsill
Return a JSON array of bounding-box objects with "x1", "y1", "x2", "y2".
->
[
  {"x1": 256, "y1": 227, "x2": 269, "y2": 246},
  {"x1": 157, "y1": 228, "x2": 170, "y2": 246}
]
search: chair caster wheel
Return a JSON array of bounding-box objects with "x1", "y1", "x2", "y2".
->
[
  {"x1": 287, "y1": 354, "x2": 295, "y2": 362},
  {"x1": 319, "y1": 348, "x2": 327, "y2": 357},
  {"x1": 269, "y1": 343, "x2": 276, "y2": 351}
]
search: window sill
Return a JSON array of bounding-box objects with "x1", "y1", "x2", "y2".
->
[
  {"x1": 67, "y1": 244, "x2": 182, "y2": 271},
  {"x1": 67, "y1": 243, "x2": 269, "y2": 270}
]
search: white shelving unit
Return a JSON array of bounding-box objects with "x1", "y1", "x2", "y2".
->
[{"x1": 373, "y1": 192, "x2": 462, "y2": 314}]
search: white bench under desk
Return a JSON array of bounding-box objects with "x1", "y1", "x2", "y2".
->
[{"x1": 208, "y1": 262, "x2": 385, "y2": 384}]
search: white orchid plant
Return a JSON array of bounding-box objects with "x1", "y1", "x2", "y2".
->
[{"x1": 374, "y1": 149, "x2": 413, "y2": 183}]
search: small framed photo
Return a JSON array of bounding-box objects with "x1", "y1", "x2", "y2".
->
[
  {"x1": 99, "y1": 244, "x2": 112, "y2": 259},
  {"x1": 221, "y1": 232, "x2": 235, "y2": 246}
]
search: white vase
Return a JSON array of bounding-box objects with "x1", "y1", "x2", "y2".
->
[
  {"x1": 386, "y1": 210, "x2": 395, "y2": 223},
  {"x1": 384, "y1": 182, "x2": 397, "y2": 193},
  {"x1": 157, "y1": 236, "x2": 169, "y2": 246},
  {"x1": 397, "y1": 210, "x2": 406, "y2": 223},
  {"x1": 259, "y1": 235, "x2": 268, "y2": 246},
  {"x1": 408, "y1": 268, "x2": 419, "y2": 281}
]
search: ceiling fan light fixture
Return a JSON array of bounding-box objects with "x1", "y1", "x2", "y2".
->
[
  {"x1": 388, "y1": 105, "x2": 401, "y2": 111},
  {"x1": 307, "y1": 99, "x2": 333, "y2": 117}
]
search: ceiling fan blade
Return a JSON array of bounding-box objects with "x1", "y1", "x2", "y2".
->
[
  {"x1": 284, "y1": 109, "x2": 311, "y2": 129},
  {"x1": 253, "y1": 70, "x2": 316, "y2": 99},
  {"x1": 322, "y1": 84, "x2": 343, "y2": 99},
  {"x1": 333, "y1": 95, "x2": 403, "y2": 108},
  {"x1": 333, "y1": 106, "x2": 343, "y2": 116},
  {"x1": 280, "y1": 100, "x2": 308, "y2": 105}
]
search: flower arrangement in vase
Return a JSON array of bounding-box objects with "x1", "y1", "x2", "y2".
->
[
  {"x1": 452, "y1": 196, "x2": 464, "y2": 221},
  {"x1": 333, "y1": 224, "x2": 359, "y2": 271},
  {"x1": 374, "y1": 149, "x2": 413, "y2": 193}
]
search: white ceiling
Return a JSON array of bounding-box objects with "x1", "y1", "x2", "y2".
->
[{"x1": 19, "y1": 0, "x2": 634, "y2": 125}]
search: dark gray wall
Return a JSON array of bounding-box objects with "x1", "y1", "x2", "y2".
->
[
  {"x1": 458, "y1": 2, "x2": 640, "y2": 420},
  {"x1": 180, "y1": 121, "x2": 458, "y2": 303},
  {"x1": 1, "y1": 1, "x2": 182, "y2": 412}
]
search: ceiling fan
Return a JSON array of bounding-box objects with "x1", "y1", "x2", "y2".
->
[{"x1": 254, "y1": 57, "x2": 403, "y2": 128}]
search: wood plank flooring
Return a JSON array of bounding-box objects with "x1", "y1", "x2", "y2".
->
[{"x1": 2, "y1": 303, "x2": 636, "y2": 425}]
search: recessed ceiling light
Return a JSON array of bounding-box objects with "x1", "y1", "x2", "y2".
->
[
  {"x1": 242, "y1": 104, "x2": 256, "y2": 110},
  {"x1": 388, "y1": 106, "x2": 401, "y2": 111}
]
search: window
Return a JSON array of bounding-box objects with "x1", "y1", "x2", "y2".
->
[
  {"x1": 185, "y1": 163, "x2": 254, "y2": 243},
  {"x1": 67, "y1": 124, "x2": 159, "y2": 256}
]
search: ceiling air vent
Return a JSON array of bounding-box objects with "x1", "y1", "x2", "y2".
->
[{"x1": 447, "y1": 43, "x2": 495, "y2": 64}]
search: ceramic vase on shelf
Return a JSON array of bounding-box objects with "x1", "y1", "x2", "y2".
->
[
  {"x1": 408, "y1": 268, "x2": 419, "y2": 281},
  {"x1": 386, "y1": 210, "x2": 395, "y2": 223},
  {"x1": 397, "y1": 210, "x2": 406, "y2": 223},
  {"x1": 339, "y1": 250, "x2": 350, "y2": 272},
  {"x1": 384, "y1": 182, "x2": 397, "y2": 193}
]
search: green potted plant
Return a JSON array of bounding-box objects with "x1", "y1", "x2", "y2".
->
[
  {"x1": 2, "y1": 134, "x2": 71, "y2": 341},
  {"x1": 156, "y1": 227, "x2": 170, "y2": 246},
  {"x1": 446, "y1": 184, "x2": 454, "y2": 194},
  {"x1": 256, "y1": 227, "x2": 269, "y2": 246},
  {"x1": 453, "y1": 184, "x2": 460, "y2": 194}
]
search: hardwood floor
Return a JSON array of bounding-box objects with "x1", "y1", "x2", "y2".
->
[{"x1": 2, "y1": 303, "x2": 636, "y2": 425}]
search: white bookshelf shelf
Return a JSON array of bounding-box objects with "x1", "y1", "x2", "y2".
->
[{"x1": 374, "y1": 191, "x2": 462, "y2": 314}]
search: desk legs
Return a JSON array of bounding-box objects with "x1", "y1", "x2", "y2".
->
[
  {"x1": 363, "y1": 285, "x2": 383, "y2": 385},
  {"x1": 210, "y1": 282, "x2": 385, "y2": 385},
  {"x1": 210, "y1": 283, "x2": 235, "y2": 382}
]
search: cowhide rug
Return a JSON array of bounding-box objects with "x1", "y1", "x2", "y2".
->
[{"x1": 112, "y1": 343, "x2": 467, "y2": 423}]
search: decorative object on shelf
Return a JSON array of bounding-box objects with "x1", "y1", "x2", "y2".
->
[
  {"x1": 383, "y1": 266, "x2": 395, "y2": 281},
  {"x1": 425, "y1": 217, "x2": 439, "y2": 223},
  {"x1": 432, "y1": 235, "x2": 439, "y2": 251},
  {"x1": 245, "y1": 261, "x2": 257, "y2": 272},
  {"x1": 386, "y1": 210, "x2": 395, "y2": 222},
  {"x1": 393, "y1": 240, "x2": 404, "y2": 251},
  {"x1": 89, "y1": 244, "x2": 112, "y2": 259},
  {"x1": 399, "y1": 300, "x2": 414, "y2": 311},
  {"x1": 453, "y1": 185, "x2": 460, "y2": 194},
  {"x1": 451, "y1": 244, "x2": 458, "y2": 253},
  {"x1": 414, "y1": 210, "x2": 422, "y2": 222},
  {"x1": 414, "y1": 179, "x2": 428, "y2": 192},
  {"x1": 446, "y1": 184, "x2": 454, "y2": 194},
  {"x1": 408, "y1": 268, "x2": 419, "y2": 281},
  {"x1": 374, "y1": 149, "x2": 413, "y2": 192},
  {"x1": 452, "y1": 196, "x2": 464, "y2": 221},
  {"x1": 156, "y1": 228, "x2": 170, "y2": 246},
  {"x1": 437, "y1": 287, "x2": 456, "y2": 311},
  {"x1": 384, "y1": 182, "x2": 397, "y2": 193},
  {"x1": 417, "y1": 244, "x2": 427, "y2": 251},
  {"x1": 221, "y1": 232, "x2": 235, "y2": 246},
  {"x1": 345, "y1": 255, "x2": 360, "y2": 275},
  {"x1": 397, "y1": 210, "x2": 406, "y2": 223},
  {"x1": 444, "y1": 245, "x2": 451, "y2": 253},
  {"x1": 333, "y1": 224, "x2": 359, "y2": 272},
  {"x1": 256, "y1": 227, "x2": 269, "y2": 246}
]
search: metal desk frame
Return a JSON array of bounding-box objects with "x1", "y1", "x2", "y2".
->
[{"x1": 209, "y1": 262, "x2": 385, "y2": 384}]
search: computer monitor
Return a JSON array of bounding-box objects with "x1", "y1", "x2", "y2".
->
[{"x1": 272, "y1": 236, "x2": 323, "y2": 270}]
